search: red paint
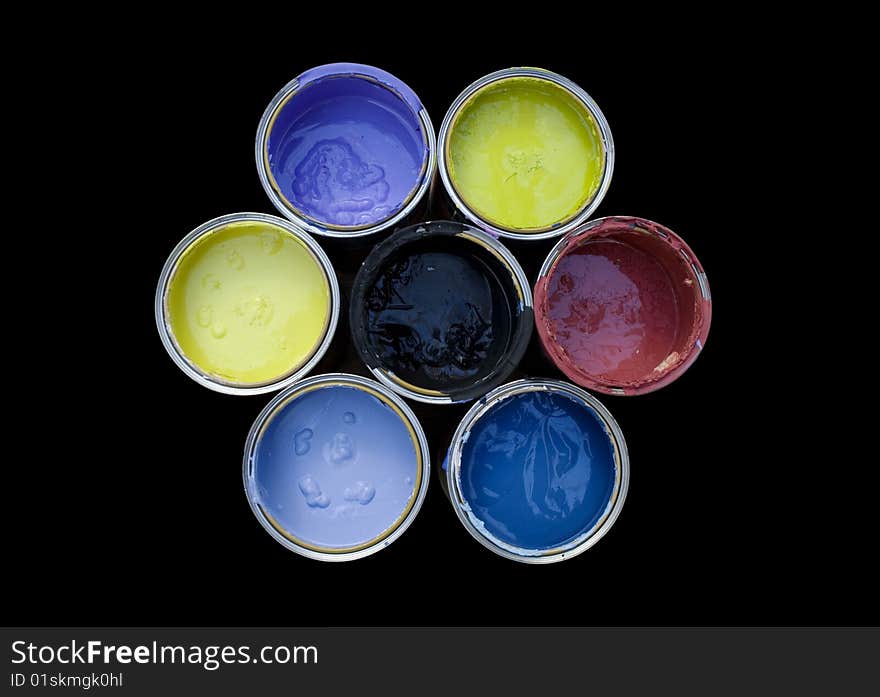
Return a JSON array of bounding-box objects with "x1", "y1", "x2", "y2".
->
[{"x1": 534, "y1": 217, "x2": 711, "y2": 395}]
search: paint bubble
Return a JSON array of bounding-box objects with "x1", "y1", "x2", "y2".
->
[
  {"x1": 294, "y1": 428, "x2": 313, "y2": 456},
  {"x1": 404, "y1": 476, "x2": 413, "y2": 487},
  {"x1": 343, "y1": 411, "x2": 356, "y2": 424},
  {"x1": 259, "y1": 230, "x2": 283, "y2": 255},
  {"x1": 201, "y1": 273, "x2": 222, "y2": 291},
  {"x1": 324, "y1": 432, "x2": 355, "y2": 464},
  {"x1": 344, "y1": 481, "x2": 375, "y2": 505},
  {"x1": 298, "y1": 475, "x2": 320, "y2": 497},
  {"x1": 197, "y1": 306, "x2": 212, "y2": 327},
  {"x1": 211, "y1": 322, "x2": 227, "y2": 339},
  {"x1": 242, "y1": 295, "x2": 273, "y2": 327},
  {"x1": 226, "y1": 248, "x2": 245, "y2": 270},
  {"x1": 298, "y1": 475, "x2": 330, "y2": 508},
  {"x1": 290, "y1": 138, "x2": 390, "y2": 226}
]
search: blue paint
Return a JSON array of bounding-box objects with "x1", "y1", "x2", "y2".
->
[
  {"x1": 266, "y1": 72, "x2": 427, "y2": 228},
  {"x1": 459, "y1": 390, "x2": 617, "y2": 551},
  {"x1": 252, "y1": 384, "x2": 419, "y2": 549}
]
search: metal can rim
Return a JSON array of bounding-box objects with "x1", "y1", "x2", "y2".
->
[
  {"x1": 242, "y1": 372, "x2": 431, "y2": 561},
  {"x1": 154, "y1": 211, "x2": 341, "y2": 396},
  {"x1": 445, "y1": 378, "x2": 630, "y2": 563}
]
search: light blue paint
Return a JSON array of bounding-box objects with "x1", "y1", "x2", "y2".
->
[{"x1": 252, "y1": 385, "x2": 419, "y2": 549}]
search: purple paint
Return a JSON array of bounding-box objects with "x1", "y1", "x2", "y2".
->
[{"x1": 264, "y1": 64, "x2": 430, "y2": 229}]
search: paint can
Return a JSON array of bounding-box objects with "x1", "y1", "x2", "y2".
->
[
  {"x1": 256, "y1": 63, "x2": 436, "y2": 239},
  {"x1": 350, "y1": 220, "x2": 533, "y2": 404},
  {"x1": 534, "y1": 216, "x2": 712, "y2": 395},
  {"x1": 436, "y1": 67, "x2": 614, "y2": 241},
  {"x1": 243, "y1": 373, "x2": 430, "y2": 561},
  {"x1": 444, "y1": 379, "x2": 629, "y2": 563},
  {"x1": 156, "y1": 212, "x2": 340, "y2": 395}
]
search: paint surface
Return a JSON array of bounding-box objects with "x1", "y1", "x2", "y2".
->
[
  {"x1": 362, "y1": 235, "x2": 514, "y2": 394},
  {"x1": 447, "y1": 76, "x2": 604, "y2": 231},
  {"x1": 535, "y1": 218, "x2": 707, "y2": 392},
  {"x1": 252, "y1": 384, "x2": 419, "y2": 550},
  {"x1": 267, "y1": 77, "x2": 426, "y2": 228},
  {"x1": 166, "y1": 221, "x2": 330, "y2": 385},
  {"x1": 545, "y1": 240, "x2": 680, "y2": 384},
  {"x1": 459, "y1": 390, "x2": 617, "y2": 551}
]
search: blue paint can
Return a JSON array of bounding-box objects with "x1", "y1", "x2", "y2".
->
[
  {"x1": 256, "y1": 63, "x2": 436, "y2": 239},
  {"x1": 444, "y1": 379, "x2": 629, "y2": 563},
  {"x1": 244, "y1": 373, "x2": 430, "y2": 561}
]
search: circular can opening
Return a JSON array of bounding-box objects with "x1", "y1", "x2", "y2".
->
[
  {"x1": 350, "y1": 220, "x2": 533, "y2": 404},
  {"x1": 534, "y1": 216, "x2": 712, "y2": 395},
  {"x1": 446, "y1": 379, "x2": 629, "y2": 563},
  {"x1": 257, "y1": 63, "x2": 434, "y2": 236},
  {"x1": 438, "y1": 67, "x2": 613, "y2": 240},
  {"x1": 243, "y1": 373, "x2": 430, "y2": 561},
  {"x1": 155, "y1": 212, "x2": 339, "y2": 395}
]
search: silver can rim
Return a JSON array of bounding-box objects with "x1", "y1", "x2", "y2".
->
[
  {"x1": 154, "y1": 212, "x2": 341, "y2": 396},
  {"x1": 437, "y1": 67, "x2": 615, "y2": 242},
  {"x1": 360, "y1": 223, "x2": 535, "y2": 405},
  {"x1": 255, "y1": 67, "x2": 437, "y2": 239},
  {"x1": 242, "y1": 372, "x2": 432, "y2": 562},
  {"x1": 445, "y1": 378, "x2": 629, "y2": 564}
]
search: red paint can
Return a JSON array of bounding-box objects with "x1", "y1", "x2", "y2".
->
[{"x1": 534, "y1": 216, "x2": 711, "y2": 395}]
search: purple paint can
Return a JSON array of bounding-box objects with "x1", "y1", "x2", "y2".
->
[{"x1": 256, "y1": 63, "x2": 436, "y2": 238}]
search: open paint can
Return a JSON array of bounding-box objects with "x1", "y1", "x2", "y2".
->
[
  {"x1": 436, "y1": 67, "x2": 613, "y2": 241},
  {"x1": 350, "y1": 220, "x2": 533, "y2": 404},
  {"x1": 243, "y1": 373, "x2": 430, "y2": 561},
  {"x1": 156, "y1": 212, "x2": 340, "y2": 395},
  {"x1": 534, "y1": 216, "x2": 712, "y2": 395},
  {"x1": 444, "y1": 379, "x2": 629, "y2": 563},
  {"x1": 256, "y1": 63, "x2": 436, "y2": 238}
]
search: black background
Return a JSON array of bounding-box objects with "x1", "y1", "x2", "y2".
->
[{"x1": 9, "y1": 34, "x2": 871, "y2": 627}]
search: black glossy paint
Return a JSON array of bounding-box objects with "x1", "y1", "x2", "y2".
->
[{"x1": 351, "y1": 222, "x2": 532, "y2": 401}]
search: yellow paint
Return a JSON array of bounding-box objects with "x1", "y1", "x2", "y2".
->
[
  {"x1": 166, "y1": 221, "x2": 330, "y2": 385},
  {"x1": 447, "y1": 76, "x2": 605, "y2": 232}
]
